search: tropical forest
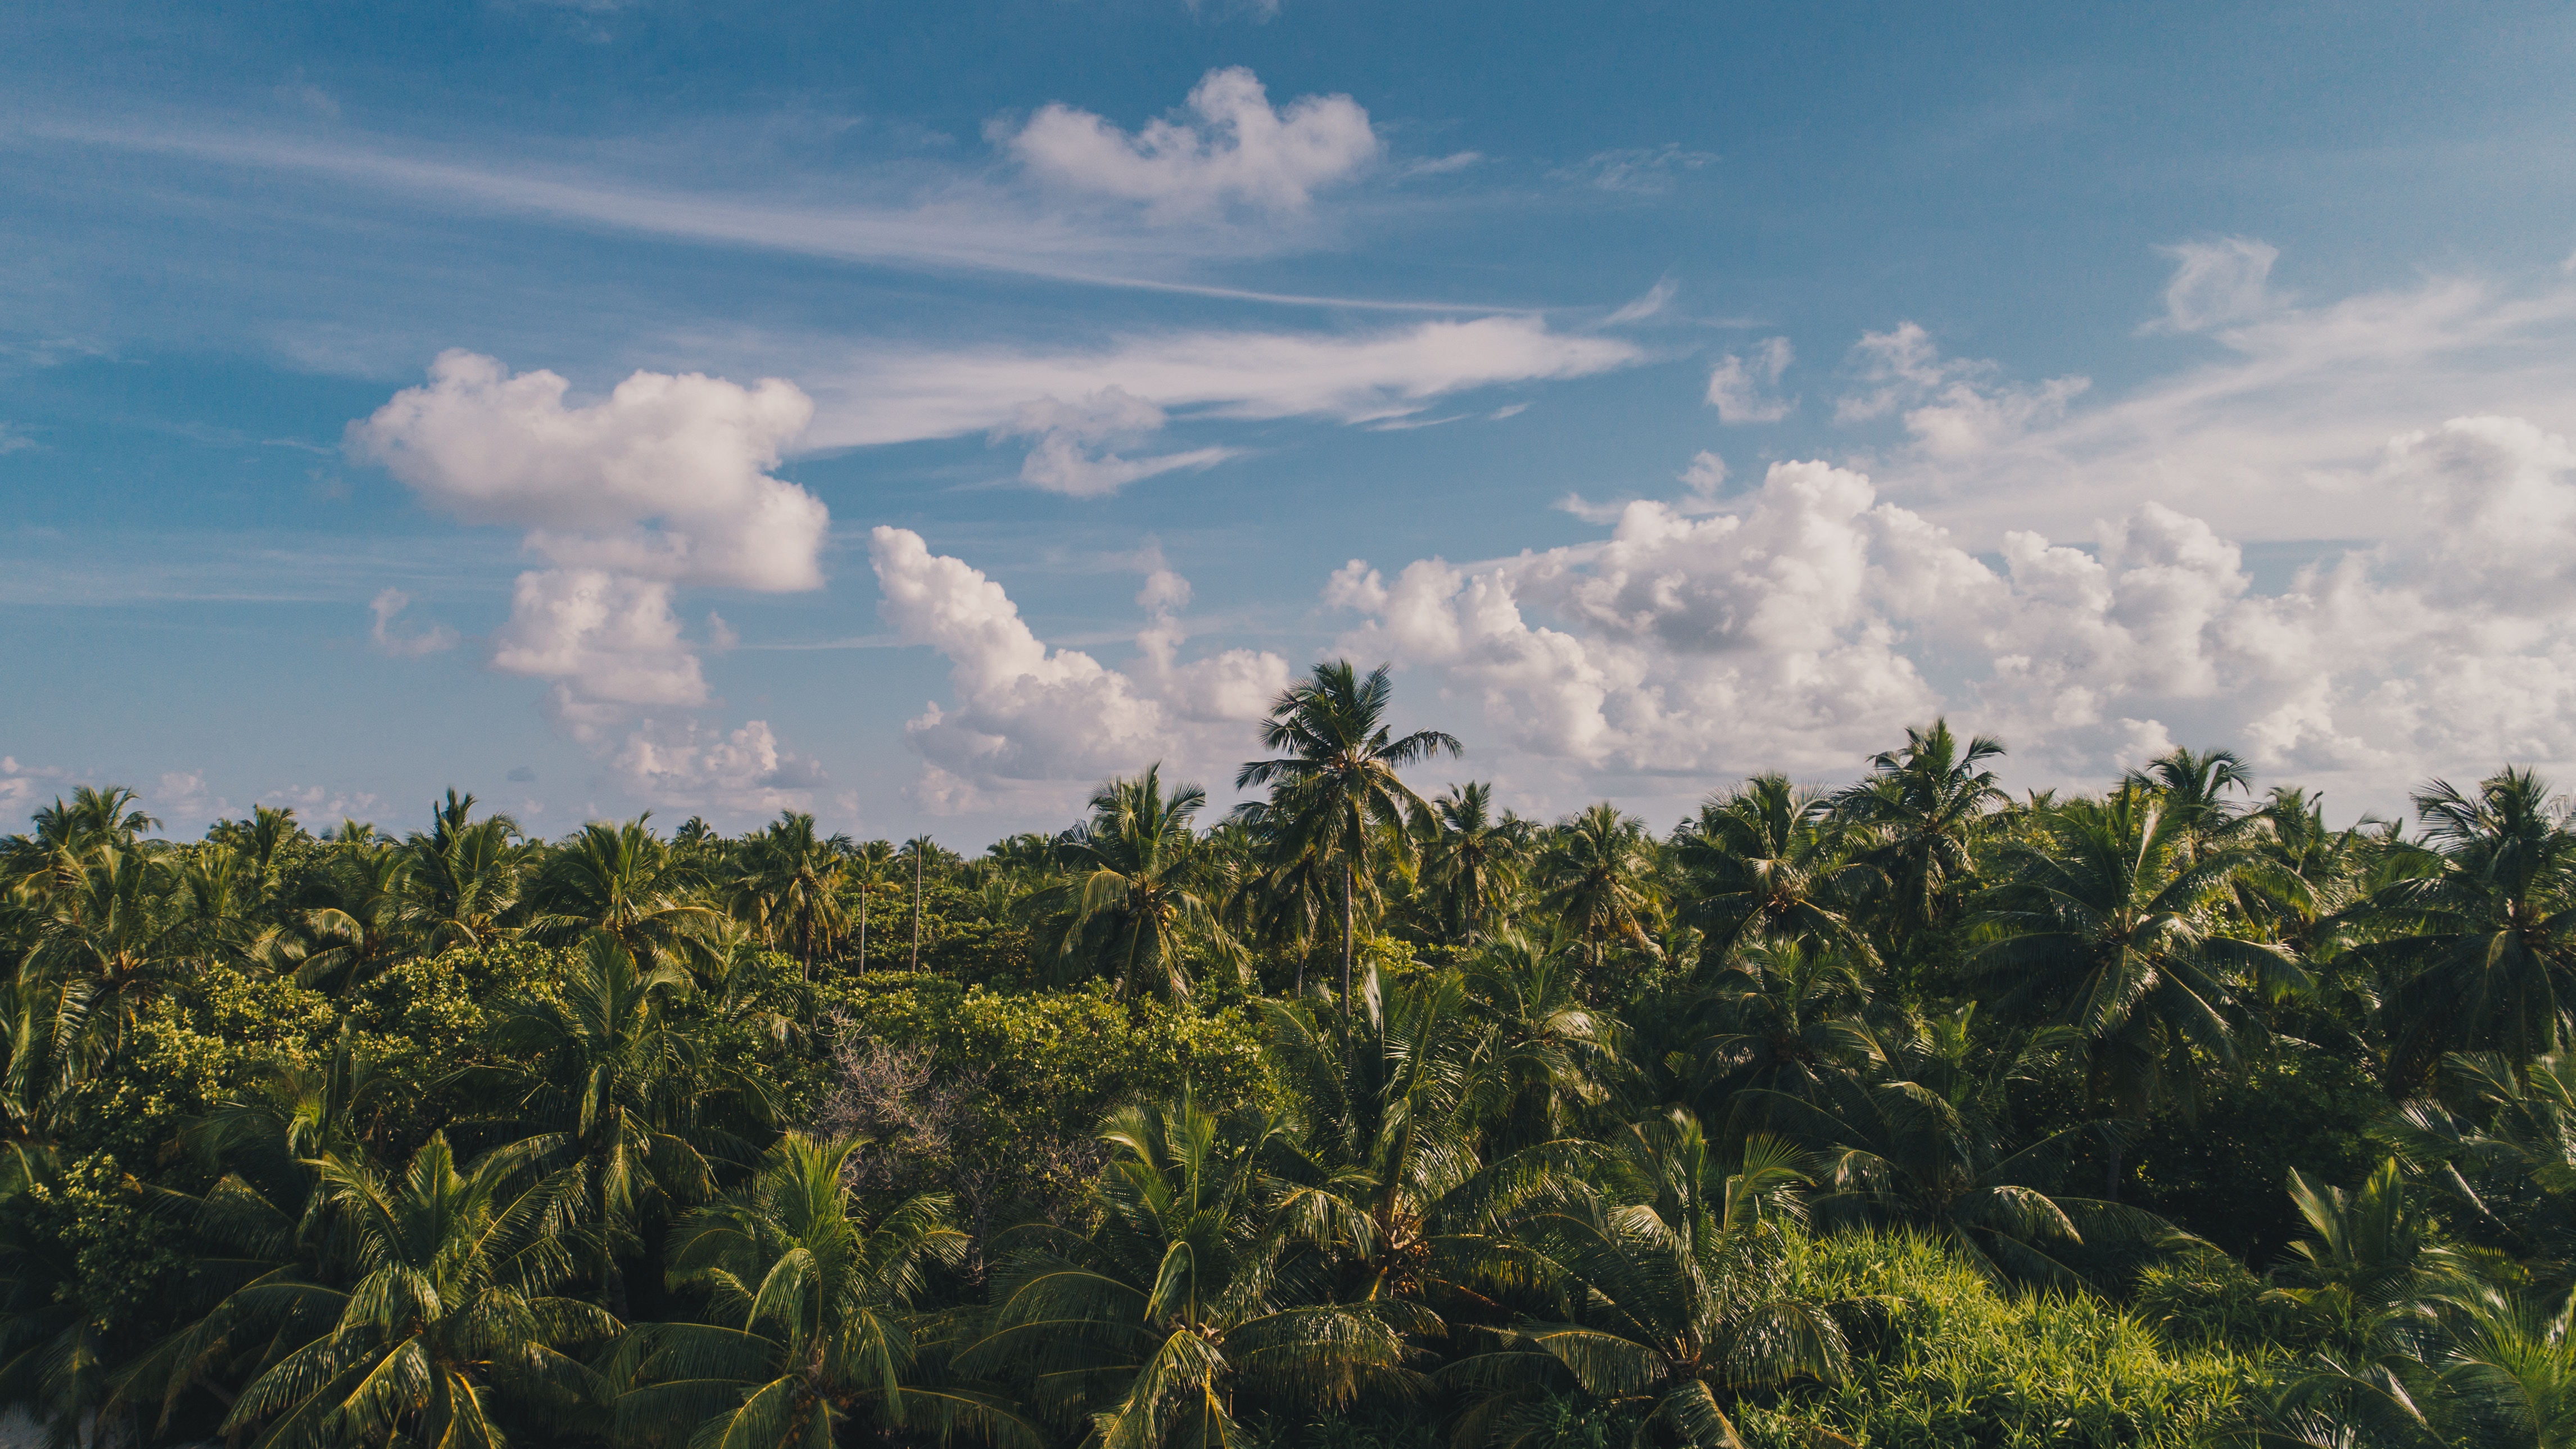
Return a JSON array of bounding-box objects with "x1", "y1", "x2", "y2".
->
[{"x1": 10, "y1": 660, "x2": 2576, "y2": 1449}]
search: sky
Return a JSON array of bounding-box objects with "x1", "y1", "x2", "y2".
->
[{"x1": 4, "y1": 1, "x2": 2576, "y2": 844}]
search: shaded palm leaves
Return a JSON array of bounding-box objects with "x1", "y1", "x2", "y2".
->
[
  {"x1": 612, "y1": 1133, "x2": 1026, "y2": 1449},
  {"x1": 1449, "y1": 1111, "x2": 1846, "y2": 1449},
  {"x1": 1034, "y1": 767, "x2": 1230, "y2": 1000},
  {"x1": 975, "y1": 1090, "x2": 1423, "y2": 1449},
  {"x1": 215, "y1": 1135, "x2": 615, "y2": 1449}
]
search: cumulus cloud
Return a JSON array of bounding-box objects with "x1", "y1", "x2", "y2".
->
[
  {"x1": 0, "y1": 756, "x2": 63, "y2": 812},
  {"x1": 1003, "y1": 67, "x2": 1378, "y2": 219},
  {"x1": 348, "y1": 350, "x2": 823, "y2": 591},
  {"x1": 2152, "y1": 236, "x2": 2280, "y2": 333},
  {"x1": 608, "y1": 718, "x2": 826, "y2": 816},
  {"x1": 1836, "y1": 322, "x2": 2089, "y2": 459},
  {"x1": 868, "y1": 527, "x2": 1289, "y2": 814},
  {"x1": 1324, "y1": 420, "x2": 2576, "y2": 812},
  {"x1": 1705, "y1": 337, "x2": 1796, "y2": 423},
  {"x1": 805, "y1": 315, "x2": 1642, "y2": 450},
  {"x1": 993, "y1": 388, "x2": 1237, "y2": 497},
  {"x1": 350, "y1": 352, "x2": 832, "y2": 813},
  {"x1": 368, "y1": 587, "x2": 459, "y2": 657}
]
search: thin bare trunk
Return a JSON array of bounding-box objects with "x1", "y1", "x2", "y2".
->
[
  {"x1": 910, "y1": 848, "x2": 923, "y2": 971},
  {"x1": 1339, "y1": 863, "x2": 1355, "y2": 1030}
]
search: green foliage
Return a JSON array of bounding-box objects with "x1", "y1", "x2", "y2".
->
[
  {"x1": 21, "y1": 700, "x2": 2576, "y2": 1449},
  {"x1": 1742, "y1": 1229, "x2": 2253, "y2": 1448}
]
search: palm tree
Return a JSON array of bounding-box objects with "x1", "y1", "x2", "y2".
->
[
  {"x1": 2124, "y1": 745, "x2": 2257, "y2": 863},
  {"x1": 725, "y1": 813, "x2": 851, "y2": 974},
  {"x1": 2356, "y1": 769, "x2": 2576, "y2": 1088},
  {"x1": 1037, "y1": 766, "x2": 1226, "y2": 999},
  {"x1": 1682, "y1": 938, "x2": 1876, "y2": 1114},
  {"x1": 215, "y1": 1134, "x2": 616, "y2": 1449},
  {"x1": 478, "y1": 934, "x2": 744, "y2": 1314},
  {"x1": 844, "y1": 839, "x2": 896, "y2": 973},
  {"x1": 1675, "y1": 775, "x2": 1878, "y2": 963},
  {"x1": 970, "y1": 1090, "x2": 1421, "y2": 1449},
  {"x1": 402, "y1": 790, "x2": 526, "y2": 952},
  {"x1": 1741, "y1": 1006, "x2": 2156, "y2": 1284},
  {"x1": 1462, "y1": 933, "x2": 1620, "y2": 1151},
  {"x1": 260, "y1": 837, "x2": 417, "y2": 995},
  {"x1": 1238, "y1": 660, "x2": 1462, "y2": 1024},
  {"x1": 1416, "y1": 784, "x2": 1527, "y2": 948},
  {"x1": 611, "y1": 1133, "x2": 1029, "y2": 1449},
  {"x1": 1446, "y1": 1110, "x2": 1845, "y2": 1449},
  {"x1": 1971, "y1": 791, "x2": 2293, "y2": 1163},
  {"x1": 1536, "y1": 804, "x2": 1661, "y2": 977},
  {"x1": 1262, "y1": 973, "x2": 1584, "y2": 1319},
  {"x1": 17, "y1": 841, "x2": 179, "y2": 1057},
  {"x1": 1831, "y1": 719, "x2": 2007, "y2": 942},
  {"x1": 900, "y1": 836, "x2": 938, "y2": 972},
  {"x1": 525, "y1": 816, "x2": 722, "y2": 976}
]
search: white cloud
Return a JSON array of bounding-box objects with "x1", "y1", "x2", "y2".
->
[
  {"x1": 1861, "y1": 271, "x2": 2576, "y2": 544},
  {"x1": 804, "y1": 315, "x2": 1643, "y2": 450},
  {"x1": 608, "y1": 718, "x2": 825, "y2": 817},
  {"x1": 368, "y1": 587, "x2": 459, "y2": 657},
  {"x1": 1003, "y1": 66, "x2": 1379, "y2": 219},
  {"x1": 993, "y1": 388, "x2": 1238, "y2": 497},
  {"x1": 1705, "y1": 336, "x2": 1796, "y2": 423},
  {"x1": 488, "y1": 570, "x2": 707, "y2": 739},
  {"x1": 348, "y1": 350, "x2": 823, "y2": 591},
  {"x1": 1553, "y1": 143, "x2": 1717, "y2": 194},
  {"x1": 155, "y1": 771, "x2": 214, "y2": 823},
  {"x1": 350, "y1": 354, "x2": 833, "y2": 803},
  {"x1": 1835, "y1": 322, "x2": 2089, "y2": 459},
  {"x1": 868, "y1": 526, "x2": 1288, "y2": 814},
  {"x1": 0, "y1": 756, "x2": 64, "y2": 814},
  {"x1": 1324, "y1": 418, "x2": 2576, "y2": 814},
  {"x1": 0, "y1": 423, "x2": 38, "y2": 454},
  {"x1": 262, "y1": 784, "x2": 382, "y2": 822},
  {"x1": 1605, "y1": 279, "x2": 1677, "y2": 325},
  {"x1": 2152, "y1": 236, "x2": 2280, "y2": 333}
]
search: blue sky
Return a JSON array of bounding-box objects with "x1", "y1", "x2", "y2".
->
[{"x1": 6, "y1": 1, "x2": 2576, "y2": 841}]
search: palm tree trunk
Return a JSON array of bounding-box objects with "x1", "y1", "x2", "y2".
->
[
  {"x1": 1339, "y1": 864, "x2": 1355, "y2": 1029},
  {"x1": 855, "y1": 887, "x2": 867, "y2": 973},
  {"x1": 911, "y1": 849, "x2": 922, "y2": 971}
]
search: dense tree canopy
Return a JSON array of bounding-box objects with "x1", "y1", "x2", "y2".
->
[{"x1": 10, "y1": 664, "x2": 2576, "y2": 1448}]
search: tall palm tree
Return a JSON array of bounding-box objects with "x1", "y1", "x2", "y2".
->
[
  {"x1": 900, "y1": 836, "x2": 939, "y2": 972},
  {"x1": 844, "y1": 839, "x2": 896, "y2": 973},
  {"x1": 478, "y1": 934, "x2": 744, "y2": 1313},
  {"x1": 1037, "y1": 766, "x2": 1226, "y2": 999},
  {"x1": 402, "y1": 790, "x2": 527, "y2": 953},
  {"x1": 1262, "y1": 973, "x2": 1582, "y2": 1318},
  {"x1": 2124, "y1": 745, "x2": 2257, "y2": 863},
  {"x1": 1682, "y1": 938, "x2": 1876, "y2": 1115},
  {"x1": 215, "y1": 1134, "x2": 616, "y2": 1449},
  {"x1": 1416, "y1": 783, "x2": 1527, "y2": 948},
  {"x1": 612, "y1": 1133, "x2": 1028, "y2": 1449},
  {"x1": 2356, "y1": 768, "x2": 2576, "y2": 1088},
  {"x1": 1971, "y1": 792, "x2": 2293, "y2": 1154},
  {"x1": 17, "y1": 841, "x2": 179, "y2": 1057},
  {"x1": 1830, "y1": 718, "x2": 2007, "y2": 942},
  {"x1": 1675, "y1": 775, "x2": 1878, "y2": 963},
  {"x1": 260, "y1": 838, "x2": 418, "y2": 995},
  {"x1": 970, "y1": 1090, "x2": 1421, "y2": 1449},
  {"x1": 1536, "y1": 804, "x2": 1662, "y2": 977},
  {"x1": 1462, "y1": 933, "x2": 1620, "y2": 1152},
  {"x1": 1238, "y1": 660, "x2": 1462, "y2": 1023},
  {"x1": 525, "y1": 816, "x2": 722, "y2": 976},
  {"x1": 1446, "y1": 1110, "x2": 1845, "y2": 1449},
  {"x1": 725, "y1": 813, "x2": 852, "y2": 974}
]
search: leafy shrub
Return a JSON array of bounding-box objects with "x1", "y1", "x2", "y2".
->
[{"x1": 1739, "y1": 1229, "x2": 2253, "y2": 1449}]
